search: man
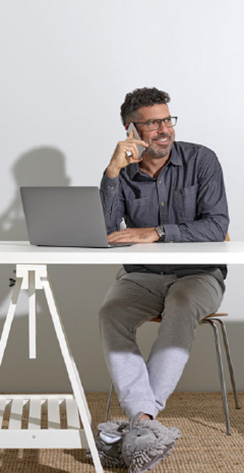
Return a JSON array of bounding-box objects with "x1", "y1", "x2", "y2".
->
[{"x1": 99, "y1": 87, "x2": 229, "y2": 422}]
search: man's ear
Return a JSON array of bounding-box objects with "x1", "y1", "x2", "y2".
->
[{"x1": 125, "y1": 123, "x2": 130, "y2": 131}]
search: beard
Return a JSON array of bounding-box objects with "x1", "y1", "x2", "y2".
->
[{"x1": 145, "y1": 133, "x2": 174, "y2": 159}]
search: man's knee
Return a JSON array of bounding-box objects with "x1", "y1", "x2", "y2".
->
[
  {"x1": 165, "y1": 275, "x2": 222, "y2": 323},
  {"x1": 166, "y1": 286, "x2": 194, "y2": 313}
]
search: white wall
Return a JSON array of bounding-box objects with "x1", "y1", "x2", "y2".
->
[{"x1": 0, "y1": 0, "x2": 243, "y2": 394}]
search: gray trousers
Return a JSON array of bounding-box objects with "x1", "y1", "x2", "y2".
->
[{"x1": 99, "y1": 267, "x2": 225, "y2": 420}]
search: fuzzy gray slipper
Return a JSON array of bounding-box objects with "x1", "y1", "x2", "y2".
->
[
  {"x1": 121, "y1": 412, "x2": 181, "y2": 473},
  {"x1": 87, "y1": 419, "x2": 128, "y2": 468}
]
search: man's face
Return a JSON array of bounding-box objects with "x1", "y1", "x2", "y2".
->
[{"x1": 134, "y1": 104, "x2": 175, "y2": 159}]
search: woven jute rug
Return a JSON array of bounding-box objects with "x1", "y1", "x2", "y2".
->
[{"x1": 0, "y1": 392, "x2": 243, "y2": 473}]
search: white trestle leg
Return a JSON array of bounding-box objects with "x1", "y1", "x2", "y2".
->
[
  {"x1": 42, "y1": 275, "x2": 103, "y2": 473},
  {"x1": 28, "y1": 270, "x2": 37, "y2": 359},
  {"x1": 0, "y1": 277, "x2": 23, "y2": 366},
  {"x1": 0, "y1": 264, "x2": 103, "y2": 473}
]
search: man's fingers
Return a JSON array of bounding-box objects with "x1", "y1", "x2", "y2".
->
[
  {"x1": 108, "y1": 230, "x2": 131, "y2": 243},
  {"x1": 125, "y1": 144, "x2": 141, "y2": 161},
  {"x1": 108, "y1": 227, "x2": 159, "y2": 244}
]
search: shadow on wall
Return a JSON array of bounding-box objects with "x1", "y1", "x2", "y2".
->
[{"x1": 0, "y1": 147, "x2": 70, "y2": 241}]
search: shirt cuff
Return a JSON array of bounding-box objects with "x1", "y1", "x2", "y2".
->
[
  {"x1": 100, "y1": 173, "x2": 120, "y2": 192},
  {"x1": 163, "y1": 224, "x2": 182, "y2": 243}
]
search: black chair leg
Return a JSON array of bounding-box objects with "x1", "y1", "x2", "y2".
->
[
  {"x1": 105, "y1": 382, "x2": 114, "y2": 421},
  {"x1": 203, "y1": 319, "x2": 231, "y2": 435},
  {"x1": 214, "y1": 318, "x2": 241, "y2": 410}
]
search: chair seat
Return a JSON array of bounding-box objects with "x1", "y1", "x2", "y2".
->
[{"x1": 151, "y1": 312, "x2": 228, "y2": 324}]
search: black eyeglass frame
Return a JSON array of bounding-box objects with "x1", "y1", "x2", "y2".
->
[{"x1": 134, "y1": 116, "x2": 178, "y2": 130}]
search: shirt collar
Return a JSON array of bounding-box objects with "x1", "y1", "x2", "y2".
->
[{"x1": 128, "y1": 142, "x2": 182, "y2": 180}]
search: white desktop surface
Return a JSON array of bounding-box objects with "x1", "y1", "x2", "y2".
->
[{"x1": 0, "y1": 240, "x2": 243, "y2": 265}]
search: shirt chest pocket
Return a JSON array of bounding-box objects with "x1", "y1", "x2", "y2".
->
[{"x1": 173, "y1": 184, "x2": 198, "y2": 222}]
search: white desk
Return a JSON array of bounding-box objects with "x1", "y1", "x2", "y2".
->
[
  {"x1": 0, "y1": 240, "x2": 242, "y2": 472},
  {"x1": 0, "y1": 240, "x2": 243, "y2": 265}
]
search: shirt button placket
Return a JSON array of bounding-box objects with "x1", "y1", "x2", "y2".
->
[{"x1": 157, "y1": 179, "x2": 167, "y2": 223}]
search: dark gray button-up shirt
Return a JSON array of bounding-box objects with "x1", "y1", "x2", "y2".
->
[{"x1": 100, "y1": 141, "x2": 229, "y2": 278}]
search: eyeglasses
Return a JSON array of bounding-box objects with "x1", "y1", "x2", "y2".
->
[{"x1": 134, "y1": 116, "x2": 178, "y2": 131}]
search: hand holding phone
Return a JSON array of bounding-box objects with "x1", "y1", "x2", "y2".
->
[{"x1": 106, "y1": 123, "x2": 148, "y2": 178}]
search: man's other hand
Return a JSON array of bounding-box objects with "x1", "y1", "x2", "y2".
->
[{"x1": 107, "y1": 227, "x2": 159, "y2": 244}]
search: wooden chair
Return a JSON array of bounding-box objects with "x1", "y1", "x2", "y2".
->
[{"x1": 105, "y1": 312, "x2": 240, "y2": 435}]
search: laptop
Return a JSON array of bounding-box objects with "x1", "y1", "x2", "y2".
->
[{"x1": 20, "y1": 186, "x2": 132, "y2": 248}]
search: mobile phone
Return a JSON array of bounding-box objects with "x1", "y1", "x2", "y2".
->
[{"x1": 127, "y1": 123, "x2": 145, "y2": 158}]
